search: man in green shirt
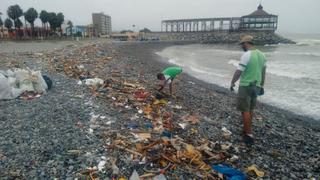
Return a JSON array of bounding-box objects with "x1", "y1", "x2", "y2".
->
[
  {"x1": 230, "y1": 35, "x2": 267, "y2": 146},
  {"x1": 157, "y1": 66, "x2": 182, "y2": 95}
]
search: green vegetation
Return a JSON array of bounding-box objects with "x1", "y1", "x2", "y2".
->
[
  {"x1": 67, "y1": 20, "x2": 73, "y2": 37},
  {"x1": 139, "y1": 28, "x2": 152, "y2": 33},
  {"x1": 24, "y1": 8, "x2": 38, "y2": 37},
  {"x1": 4, "y1": 18, "x2": 13, "y2": 31},
  {"x1": 1, "y1": 4, "x2": 67, "y2": 39}
]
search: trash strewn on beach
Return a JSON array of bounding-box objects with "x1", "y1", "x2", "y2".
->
[
  {"x1": 43, "y1": 43, "x2": 253, "y2": 179},
  {"x1": 1, "y1": 41, "x2": 318, "y2": 179}
]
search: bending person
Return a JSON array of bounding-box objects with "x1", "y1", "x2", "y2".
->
[{"x1": 157, "y1": 66, "x2": 182, "y2": 95}]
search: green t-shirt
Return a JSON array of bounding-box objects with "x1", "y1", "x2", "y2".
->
[
  {"x1": 162, "y1": 67, "x2": 182, "y2": 79},
  {"x1": 238, "y1": 49, "x2": 266, "y2": 87}
]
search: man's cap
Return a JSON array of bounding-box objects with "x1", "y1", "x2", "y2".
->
[{"x1": 239, "y1": 35, "x2": 254, "y2": 44}]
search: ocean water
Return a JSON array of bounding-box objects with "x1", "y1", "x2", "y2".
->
[{"x1": 157, "y1": 34, "x2": 320, "y2": 120}]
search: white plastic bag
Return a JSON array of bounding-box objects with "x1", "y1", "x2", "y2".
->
[
  {"x1": 0, "y1": 73, "x2": 13, "y2": 99},
  {"x1": 0, "y1": 68, "x2": 48, "y2": 100}
]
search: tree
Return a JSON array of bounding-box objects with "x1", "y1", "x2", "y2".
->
[
  {"x1": 39, "y1": 10, "x2": 49, "y2": 37},
  {"x1": 7, "y1": 4, "x2": 23, "y2": 30},
  {"x1": 14, "y1": 19, "x2": 23, "y2": 29},
  {"x1": 120, "y1": 30, "x2": 134, "y2": 34},
  {"x1": 4, "y1": 18, "x2": 13, "y2": 32},
  {"x1": 67, "y1": 20, "x2": 73, "y2": 37},
  {"x1": 0, "y1": 17, "x2": 3, "y2": 37},
  {"x1": 0, "y1": 17, "x2": 3, "y2": 27},
  {"x1": 47, "y1": 12, "x2": 64, "y2": 34},
  {"x1": 24, "y1": 8, "x2": 38, "y2": 37},
  {"x1": 139, "y1": 28, "x2": 152, "y2": 33},
  {"x1": 56, "y1": 12, "x2": 64, "y2": 33},
  {"x1": 47, "y1": 12, "x2": 56, "y2": 32},
  {"x1": 0, "y1": 17, "x2": 3, "y2": 29}
]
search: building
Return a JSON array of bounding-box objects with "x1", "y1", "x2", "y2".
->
[
  {"x1": 111, "y1": 32, "x2": 139, "y2": 41},
  {"x1": 86, "y1": 24, "x2": 95, "y2": 37},
  {"x1": 61, "y1": 20, "x2": 69, "y2": 35},
  {"x1": 161, "y1": 4, "x2": 278, "y2": 32},
  {"x1": 66, "y1": 26, "x2": 87, "y2": 37},
  {"x1": 92, "y1": 13, "x2": 112, "y2": 36},
  {"x1": 240, "y1": 4, "x2": 278, "y2": 32}
]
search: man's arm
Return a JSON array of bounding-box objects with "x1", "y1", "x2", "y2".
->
[
  {"x1": 157, "y1": 81, "x2": 165, "y2": 91},
  {"x1": 230, "y1": 51, "x2": 250, "y2": 91},
  {"x1": 169, "y1": 82, "x2": 173, "y2": 95},
  {"x1": 261, "y1": 66, "x2": 266, "y2": 87},
  {"x1": 157, "y1": 79, "x2": 170, "y2": 91},
  {"x1": 230, "y1": 70, "x2": 242, "y2": 91}
]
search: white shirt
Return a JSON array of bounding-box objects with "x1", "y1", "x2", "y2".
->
[
  {"x1": 237, "y1": 51, "x2": 251, "y2": 71},
  {"x1": 164, "y1": 75, "x2": 172, "y2": 84},
  {"x1": 237, "y1": 50, "x2": 266, "y2": 71}
]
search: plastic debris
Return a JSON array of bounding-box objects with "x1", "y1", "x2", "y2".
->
[
  {"x1": 229, "y1": 155, "x2": 239, "y2": 162},
  {"x1": 112, "y1": 159, "x2": 120, "y2": 176},
  {"x1": 178, "y1": 123, "x2": 188, "y2": 129},
  {"x1": 129, "y1": 170, "x2": 140, "y2": 180},
  {"x1": 153, "y1": 174, "x2": 167, "y2": 180},
  {"x1": 245, "y1": 165, "x2": 265, "y2": 177},
  {"x1": 173, "y1": 105, "x2": 183, "y2": 109},
  {"x1": 212, "y1": 164, "x2": 246, "y2": 180},
  {"x1": 153, "y1": 99, "x2": 168, "y2": 105},
  {"x1": 97, "y1": 160, "x2": 106, "y2": 171},
  {"x1": 222, "y1": 127, "x2": 232, "y2": 139},
  {"x1": 84, "y1": 78, "x2": 104, "y2": 87},
  {"x1": 181, "y1": 115, "x2": 200, "y2": 124},
  {"x1": 132, "y1": 132, "x2": 151, "y2": 141}
]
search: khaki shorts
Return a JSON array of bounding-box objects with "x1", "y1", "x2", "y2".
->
[{"x1": 237, "y1": 86, "x2": 257, "y2": 112}]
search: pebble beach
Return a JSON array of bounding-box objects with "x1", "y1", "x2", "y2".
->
[{"x1": 0, "y1": 40, "x2": 319, "y2": 179}]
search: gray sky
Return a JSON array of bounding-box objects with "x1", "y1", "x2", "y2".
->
[{"x1": 0, "y1": 0, "x2": 319, "y2": 33}]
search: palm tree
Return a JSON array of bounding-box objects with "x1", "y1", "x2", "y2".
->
[
  {"x1": 56, "y1": 12, "x2": 64, "y2": 35},
  {"x1": 0, "y1": 16, "x2": 3, "y2": 37},
  {"x1": 47, "y1": 12, "x2": 57, "y2": 33},
  {"x1": 5, "y1": 18, "x2": 13, "y2": 33},
  {"x1": 39, "y1": 10, "x2": 49, "y2": 37},
  {"x1": 67, "y1": 20, "x2": 73, "y2": 37},
  {"x1": 24, "y1": 8, "x2": 38, "y2": 38},
  {"x1": 7, "y1": 4, "x2": 23, "y2": 38}
]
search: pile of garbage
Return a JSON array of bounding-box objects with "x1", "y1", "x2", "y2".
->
[
  {"x1": 47, "y1": 43, "x2": 266, "y2": 179},
  {"x1": 0, "y1": 68, "x2": 51, "y2": 100},
  {"x1": 47, "y1": 43, "x2": 114, "y2": 80}
]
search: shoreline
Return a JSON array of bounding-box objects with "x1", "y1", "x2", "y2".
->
[{"x1": 119, "y1": 41, "x2": 320, "y2": 129}]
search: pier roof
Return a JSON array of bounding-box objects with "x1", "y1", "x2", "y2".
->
[{"x1": 243, "y1": 4, "x2": 277, "y2": 17}]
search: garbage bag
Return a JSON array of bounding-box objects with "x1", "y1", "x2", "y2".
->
[
  {"x1": 212, "y1": 164, "x2": 246, "y2": 180},
  {"x1": 84, "y1": 78, "x2": 104, "y2": 86},
  {"x1": 42, "y1": 75, "x2": 52, "y2": 90},
  {"x1": 0, "y1": 74, "x2": 15, "y2": 99},
  {"x1": 11, "y1": 69, "x2": 48, "y2": 93},
  {"x1": 0, "y1": 69, "x2": 50, "y2": 100}
]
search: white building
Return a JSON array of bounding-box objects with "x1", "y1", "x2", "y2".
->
[{"x1": 92, "y1": 13, "x2": 112, "y2": 36}]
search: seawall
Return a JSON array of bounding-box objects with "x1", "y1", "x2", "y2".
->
[{"x1": 140, "y1": 31, "x2": 295, "y2": 45}]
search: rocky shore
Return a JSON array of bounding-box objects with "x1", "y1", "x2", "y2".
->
[
  {"x1": 142, "y1": 32, "x2": 295, "y2": 45},
  {"x1": 0, "y1": 40, "x2": 319, "y2": 179}
]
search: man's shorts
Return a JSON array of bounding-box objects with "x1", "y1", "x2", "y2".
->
[{"x1": 237, "y1": 86, "x2": 257, "y2": 112}]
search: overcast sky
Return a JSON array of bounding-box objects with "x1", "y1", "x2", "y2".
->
[{"x1": 0, "y1": 0, "x2": 319, "y2": 34}]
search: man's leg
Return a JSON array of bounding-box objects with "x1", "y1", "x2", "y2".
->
[
  {"x1": 242, "y1": 111, "x2": 252, "y2": 135},
  {"x1": 168, "y1": 81, "x2": 172, "y2": 95},
  {"x1": 237, "y1": 86, "x2": 254, "y2": 145}
]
